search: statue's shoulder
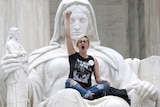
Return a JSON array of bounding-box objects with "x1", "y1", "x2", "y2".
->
[
  {"x1": 93, "y1": 45, "x2": 124, "y2": 58},
  {"x1": 27, "y1": 44, "x2": 60, "y2": 72},
  {"x1": 30, "y1": 45, "x2": 57, "y2": 55},
  {"x1": 28, "y1": 44, "x2": 59, "y2": 63}
]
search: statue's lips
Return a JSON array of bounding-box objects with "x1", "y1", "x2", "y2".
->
[{"x1": 72, "y1": 32, "x2": 82, "y2": 35}]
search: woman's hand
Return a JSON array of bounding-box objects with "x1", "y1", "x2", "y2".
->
[
  {"x1": 102, "y1": 80, "x2": 110, "y2": 86},
  {"x1": 66, "y1": 11, "x2": 72, "y2": 19}
]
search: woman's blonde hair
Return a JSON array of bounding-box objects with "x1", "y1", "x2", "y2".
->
[{"x1": 76, "y1": 34, "x2": 90, "y2": 47}]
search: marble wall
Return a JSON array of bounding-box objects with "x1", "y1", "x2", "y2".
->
[
  {"x1": 0, "y1": 0, "x2": 160, "y2": 59},
  {"x1": 144, "y1": 0, "x2": 160, "y2": 58},
  {"x1": 128, "y1": 0, "x2": 160, "y2": 59}
]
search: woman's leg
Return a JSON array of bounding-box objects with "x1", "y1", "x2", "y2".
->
[
  {"x1": 87, "y1": 81, "x2": 110, "y2": 99},
  {"x1": 65, "y1": 78, "x2": 93, "y2": 99},
  {"x1": 108, "y1": 87, "x2": 130, "y2": 105}
]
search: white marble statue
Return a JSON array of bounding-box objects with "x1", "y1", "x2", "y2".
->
[
  {"x1": 0, "y1": 0, "x2": 159, "y2": 107},
  {"x1": 5, "y1": 27, "x2": 27, "y2": 57},
  {"x1": 2, "y1": 27, "x2": 28, "y2": 107}
]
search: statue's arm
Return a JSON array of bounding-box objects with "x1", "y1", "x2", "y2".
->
[{"x1": 27, "y1": 64, "x2": 45, "y2": 106}]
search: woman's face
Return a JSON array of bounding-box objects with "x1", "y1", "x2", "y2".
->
[
  {"x1": 69, "y1": 8, "x2": 89, "y2": 41},
  {"x1": 77, "y1": 36, "x2": 89, "y2": 53}
]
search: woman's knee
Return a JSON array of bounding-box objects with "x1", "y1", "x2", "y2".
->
[
  {"x1": 98, "y1": 81, "x2": 110, "y2": 91},
  {"x1": 65, "y1": 78, "x2": 77, "y2": 88}
]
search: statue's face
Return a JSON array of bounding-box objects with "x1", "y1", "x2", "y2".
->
[
  {"x1": 69, "y1": 8, "x2": 89, "y2": 41},
  {"x1": 9, "y1": 28, "x2": 20, "y2": 41},
  {"x1": 14, "y1": 30, "x2": 20, "y2": 40}
]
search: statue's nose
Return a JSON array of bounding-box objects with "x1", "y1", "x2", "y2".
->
[{"x1": 74, "y1": 21, "x2": 80, "y2": 31}]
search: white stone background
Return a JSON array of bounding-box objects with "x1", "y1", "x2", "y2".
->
[{"x1": 0, "y1": 0, "x2": 160, "y2": 59}]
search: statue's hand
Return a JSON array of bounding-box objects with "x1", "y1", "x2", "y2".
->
[
  {"x1": 1, "y1": 54, "x2": 23, "y2": 74},
  {"x1": 137, "y1": 81, "x2": 157, "y2": 100}
]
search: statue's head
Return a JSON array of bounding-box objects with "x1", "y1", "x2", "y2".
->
[
  {"x1": 8, "y1": 27, "x2": 20, "y2": 40},
  {"x1": 49, "y1": 0, "x2": 100, "y2": 46}
]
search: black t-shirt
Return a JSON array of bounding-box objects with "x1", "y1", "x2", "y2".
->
[{"x1": 69, "y1": 52, "x2": 94, "y2": 88}]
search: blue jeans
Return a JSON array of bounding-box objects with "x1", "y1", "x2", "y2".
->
[{"x1": 65, "y1": 78, "x2": 110, "y2": 99}]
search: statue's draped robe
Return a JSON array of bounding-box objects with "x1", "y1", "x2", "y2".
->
[{"x1": 27, "y1": 44, "x2": 141, "y2": 107}]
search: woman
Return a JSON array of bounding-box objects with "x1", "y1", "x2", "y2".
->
[{"x1": 65, "y1": 11, "x2": 110, "y2": 100}]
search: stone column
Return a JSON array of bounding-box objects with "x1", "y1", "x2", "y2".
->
[
  {"x1": 0, "y1": 0, "x2": 5, "y2": 57},
  {"x1": 127, "y1": 0, "x2": 146, "y2": 59},
  {"x1": 144, "y1": 0, "x2": 160, "y2": 58}
]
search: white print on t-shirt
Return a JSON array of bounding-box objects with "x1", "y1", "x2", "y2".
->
[{"x1": 73, "y1": 58, "x2": 93, "y2": 83}]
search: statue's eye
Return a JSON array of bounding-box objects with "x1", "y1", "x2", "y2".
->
[
  {"x1": 80, "y1": 18, "x2": 86, "y2": 23},
  {"x1": 70, "y1": 18, "x2": 75, "y2": 24}
]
